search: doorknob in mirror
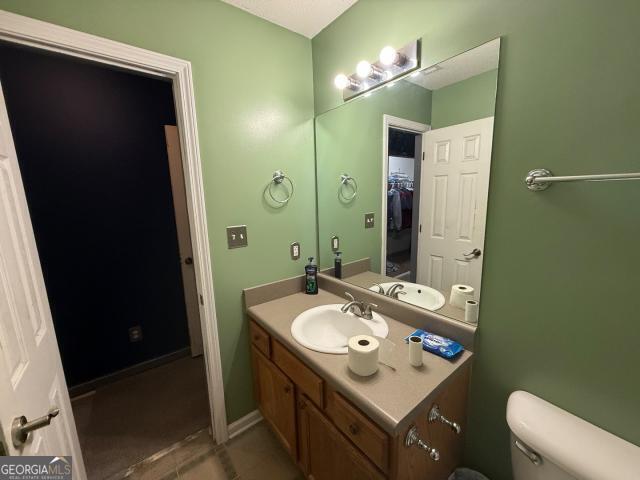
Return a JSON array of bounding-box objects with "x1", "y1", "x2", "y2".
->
[
  {"x1": 463, "y1": 248, "x2": 481, "y2": 258},
  {"x1": 184, "y1": 256, "x2": 193, "y2": 265}
]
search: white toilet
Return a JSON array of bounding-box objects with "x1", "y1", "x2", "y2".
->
[{"x1": 507, "y1": 391, "x2": 640, "y2": 480}]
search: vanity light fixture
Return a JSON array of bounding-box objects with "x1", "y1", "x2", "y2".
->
[
  {"x1": 333, "y1": 39, "x2": 420, "y2": 101},
  {"x1": 334, "y1": 73, "x2": 361, "y2": 91},
  {"x1": 379, "y1": 45, "x2": 407, "y2": 67},
  {"x1": 356, "y1": 60, "x2": 384, "y2": 80}
]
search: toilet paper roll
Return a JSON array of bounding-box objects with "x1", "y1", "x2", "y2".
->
[
  {"x1": 408, "y1": 335, "x2": 423, "y2": 367},
  {"x1": 465, "y1": 300, "x2": 479, "y2": 325},
  {"x1": 449, "y1": 284, "x2": 475, "y2": 309},
  {"x1": 348, "y1": 335, "x2": 379, "y2": 377}
]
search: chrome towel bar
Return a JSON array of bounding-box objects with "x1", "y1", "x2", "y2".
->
[{"x1": 525, "y1": 168, "x2": 640, "y2": 191}]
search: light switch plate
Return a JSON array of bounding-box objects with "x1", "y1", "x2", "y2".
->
[
  {"x1": 331, "y1": 235, "x2": 339, "y2": 252},
  {"x1": 226, "y1": 225, "x2": 248, "y2": 249},
  {"x1": 290, "y1": 242, "x2": 300, "y2": 260},
  {"x1": 364, "y1": 213, "x2": 375, "y2": 229}
]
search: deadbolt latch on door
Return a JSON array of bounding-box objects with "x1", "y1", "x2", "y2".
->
[{"x1": 11, "y1": 407, "x2": 59, "y2": 447}]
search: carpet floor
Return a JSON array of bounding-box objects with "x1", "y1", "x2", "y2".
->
[{"x1": 72, "y1": 356, "x2": 210, "y2": 480}]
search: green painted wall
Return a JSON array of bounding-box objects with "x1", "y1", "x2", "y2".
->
[
  {"x1": 0, "y1": 0, "x2": 315, "y2": 423},
  {"x1": 316, "y1": 82, "x2": 431, "y2": 271},
  {"x1": 431, "y1": 69, "x2": 498, "y2": 129},
  {"x1": 313, "y1": 1, "x2": 640, "y2": 478}
]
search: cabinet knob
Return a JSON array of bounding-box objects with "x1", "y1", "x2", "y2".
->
[
  {"x1": 348, "y1": 423, "x2": 359, "y2": 435},
  {"x1": 405, "y1": 426, "x2": 439, "y2": 461},
  {"x1": 428, "y1": 404, "x2": 461, "y2": 434}
]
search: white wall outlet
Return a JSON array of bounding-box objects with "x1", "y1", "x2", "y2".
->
[
  {"x1": 290, "y1": 242, "x2": 300, "y2": 260},
  {"x1": 331, "y1": 235, "x2": 339, "y2": 252}
]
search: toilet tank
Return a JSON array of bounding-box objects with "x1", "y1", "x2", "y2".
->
[{"x1": 506, "y1": 391, "x2": 640, "y2": 480}]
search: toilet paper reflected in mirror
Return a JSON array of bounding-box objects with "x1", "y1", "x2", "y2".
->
[
  {"x1": 465, "y1": 300, "x2": 479, "y2": 325},
  {"x1": 449, "y1": 284, "x2": 475, "y2": 309}
]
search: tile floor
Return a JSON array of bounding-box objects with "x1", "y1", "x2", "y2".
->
[{"x1": 114, "y1": 421, "x2": 302, "y2": 480}]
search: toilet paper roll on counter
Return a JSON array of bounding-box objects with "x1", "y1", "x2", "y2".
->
[
  {"x1": 348, "y1": 335, "x2": 379, "y2": 376},
  {"x1": 449, "y1": 284, "x2": 475, "y2": 309},
  {"x1": 465, "y1": 300, "x2": 479, "y2": 325},
  {"x1": 408, "y1": 335, "x2": 423, "y2": 367}
]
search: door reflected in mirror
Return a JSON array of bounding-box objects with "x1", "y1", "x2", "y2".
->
[{"x1": 315, "y1": 39, "x2": 500, "y2": 324}]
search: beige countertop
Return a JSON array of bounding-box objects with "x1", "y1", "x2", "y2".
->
[{"x1": 246, "y1": 288, "x2": 473, "y2": 436}]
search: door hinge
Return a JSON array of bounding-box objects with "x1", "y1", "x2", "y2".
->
[
  {"x1": 419, "y1": 224, "x2": 422, "y2": 233},
  {"x1": 422, "y1": 152, "x2": 425, "y2": 161},
  {"x1": 199, "y1": 294, "x2": 204, "y2": 306}
]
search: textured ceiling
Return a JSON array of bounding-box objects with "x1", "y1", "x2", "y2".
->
[{"x1": 221, "y1": 0, "x2": 358, "y2": 38}]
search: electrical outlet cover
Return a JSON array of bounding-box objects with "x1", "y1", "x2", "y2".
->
[
  {"x1": 364, "y1": 213, "x2": 375, "y2": 229},
  {"x1": 129, "y1": 325, "x2": 143, "y2": 342},
  {"x1": 331, "y1": 235, "x2": 339, "y2": 252},
  {"x1": 226, "y1": 225, "x2": 248, "y2": 248},
  {"x1": 290, "y1": 242, "x2": 300, "y2": 260}
]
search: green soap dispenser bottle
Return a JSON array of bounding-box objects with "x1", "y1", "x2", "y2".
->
[{"x1": 305, "y1": 257, "x2": 318, "y2": 295}]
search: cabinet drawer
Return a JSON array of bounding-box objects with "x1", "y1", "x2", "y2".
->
[
  {"x1": 272, "y1": 340, "x2": 324, "y2": 408},
  {"x1": 249, "y1": 320, "x2": 271, "y2": 357},
  {"x1": 325, "y1": 388, "x2": 389, "y2": 473}
]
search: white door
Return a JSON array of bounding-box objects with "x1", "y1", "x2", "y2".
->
[
  {"x1": 417, "y1": 117, "x2": 494, "y2": 297},
  {"x1": 0, "y1": 82, "x2": 86, "y2": 476},
  {"x1": 164, "y1": 125, "x2": 203, "y2": 357}
]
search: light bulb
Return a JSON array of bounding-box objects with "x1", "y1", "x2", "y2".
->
[
  {"x1": 356, "y1": 60, "x2": 373, "y2": 79},
  {"x1": 379, "y1": 46, "x2": 398, "y2": 66},
  {"x1": 334, "y1": 74, "x2": 350, "y2": 90}
]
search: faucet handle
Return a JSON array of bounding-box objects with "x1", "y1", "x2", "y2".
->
[
  {"x1": 362, "y1": 302, "x2": 378, "y2": 319},
  {"x1": 345, "y1": 292, "x2": 355, "y2": 301},
  {"x1": 372, "y1": 283, "x2": 385, "y2": 294}
]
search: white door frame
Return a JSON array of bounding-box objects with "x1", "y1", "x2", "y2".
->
[
  {"x1": 0, "y1": 11, "x2": 229, "y2": 443},
  {"x1": 381, "y1": 114, "x2": 429, "y2": 275}
]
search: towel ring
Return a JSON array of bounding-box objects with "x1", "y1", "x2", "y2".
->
[
  {"x1": 269, "y1": 170, "x2": 294, "y2": 204},
  {"x1": 339, "y1": 174, "x2": 358, "y2": 201}
]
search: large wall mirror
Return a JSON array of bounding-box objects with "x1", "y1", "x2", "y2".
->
[{"x1": 315, "y1": 39, "x2": 500, "y2": 324}]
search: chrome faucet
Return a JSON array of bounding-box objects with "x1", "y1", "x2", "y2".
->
[
  {"x1": 341, "y1": 292, "x2": 378, "y2": 320},
  {"x1": 386, "y1": 283, "x2": 406, "y2": 299},
  {"x1": 372, "y1": 283, "x2": 385, "y2": 295}
]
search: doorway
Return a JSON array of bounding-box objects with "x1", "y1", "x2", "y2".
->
[
  {"x1": 381, "y1": 116, "x2": 429, "y2": 282},
  {"x1": 0, "y1": 41, "x2": 210, "y2": 478}
]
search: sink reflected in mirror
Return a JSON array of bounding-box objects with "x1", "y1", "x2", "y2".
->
[
  {"x1": 290, "y1": 304, "x2": 388, "y2": 354},
  {"x1": 368, "y1": 281, "x2": 445, "y2": 311}
]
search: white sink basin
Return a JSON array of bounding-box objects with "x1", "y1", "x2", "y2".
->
[
  {"x1": 291, "y1": 304, "x2": 389, "y2": 354},
  {"x1": 370, "y1": 282, "x2": 446, "y2": 311}
]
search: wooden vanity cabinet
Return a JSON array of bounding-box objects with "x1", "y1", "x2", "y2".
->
[
  {"x1": 250, "y1": 346, "x2": 297, "y2": 457},
  {"x1": 249, "y1": 320, "x2": 469, "y2": 480},
  {"x1": 297, "y1": 394, "x2": 385, "y2": 480}
]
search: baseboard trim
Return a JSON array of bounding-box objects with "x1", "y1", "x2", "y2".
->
[
  {"x1": 69, "y1": 347, "x2": 191, "y2": 398},
  {"x1": 227, "y1": 410, "x2": 263, "y2": 439}
]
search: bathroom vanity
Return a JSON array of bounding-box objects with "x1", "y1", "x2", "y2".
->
[{"x1": 244, "y1": 279, "x2": 474, "y2": 480}]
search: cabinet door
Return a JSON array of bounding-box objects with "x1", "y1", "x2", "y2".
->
[
  {"x1": 251, "y1": 346, "x2": 297, "y2": 457},
  {"x1": 298, "y1": 395, "x2": 385, "y2": 480}
]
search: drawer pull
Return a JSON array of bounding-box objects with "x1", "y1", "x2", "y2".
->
[{"x1": 349, "y1": 423, "x2": 359, "y2": 435}]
